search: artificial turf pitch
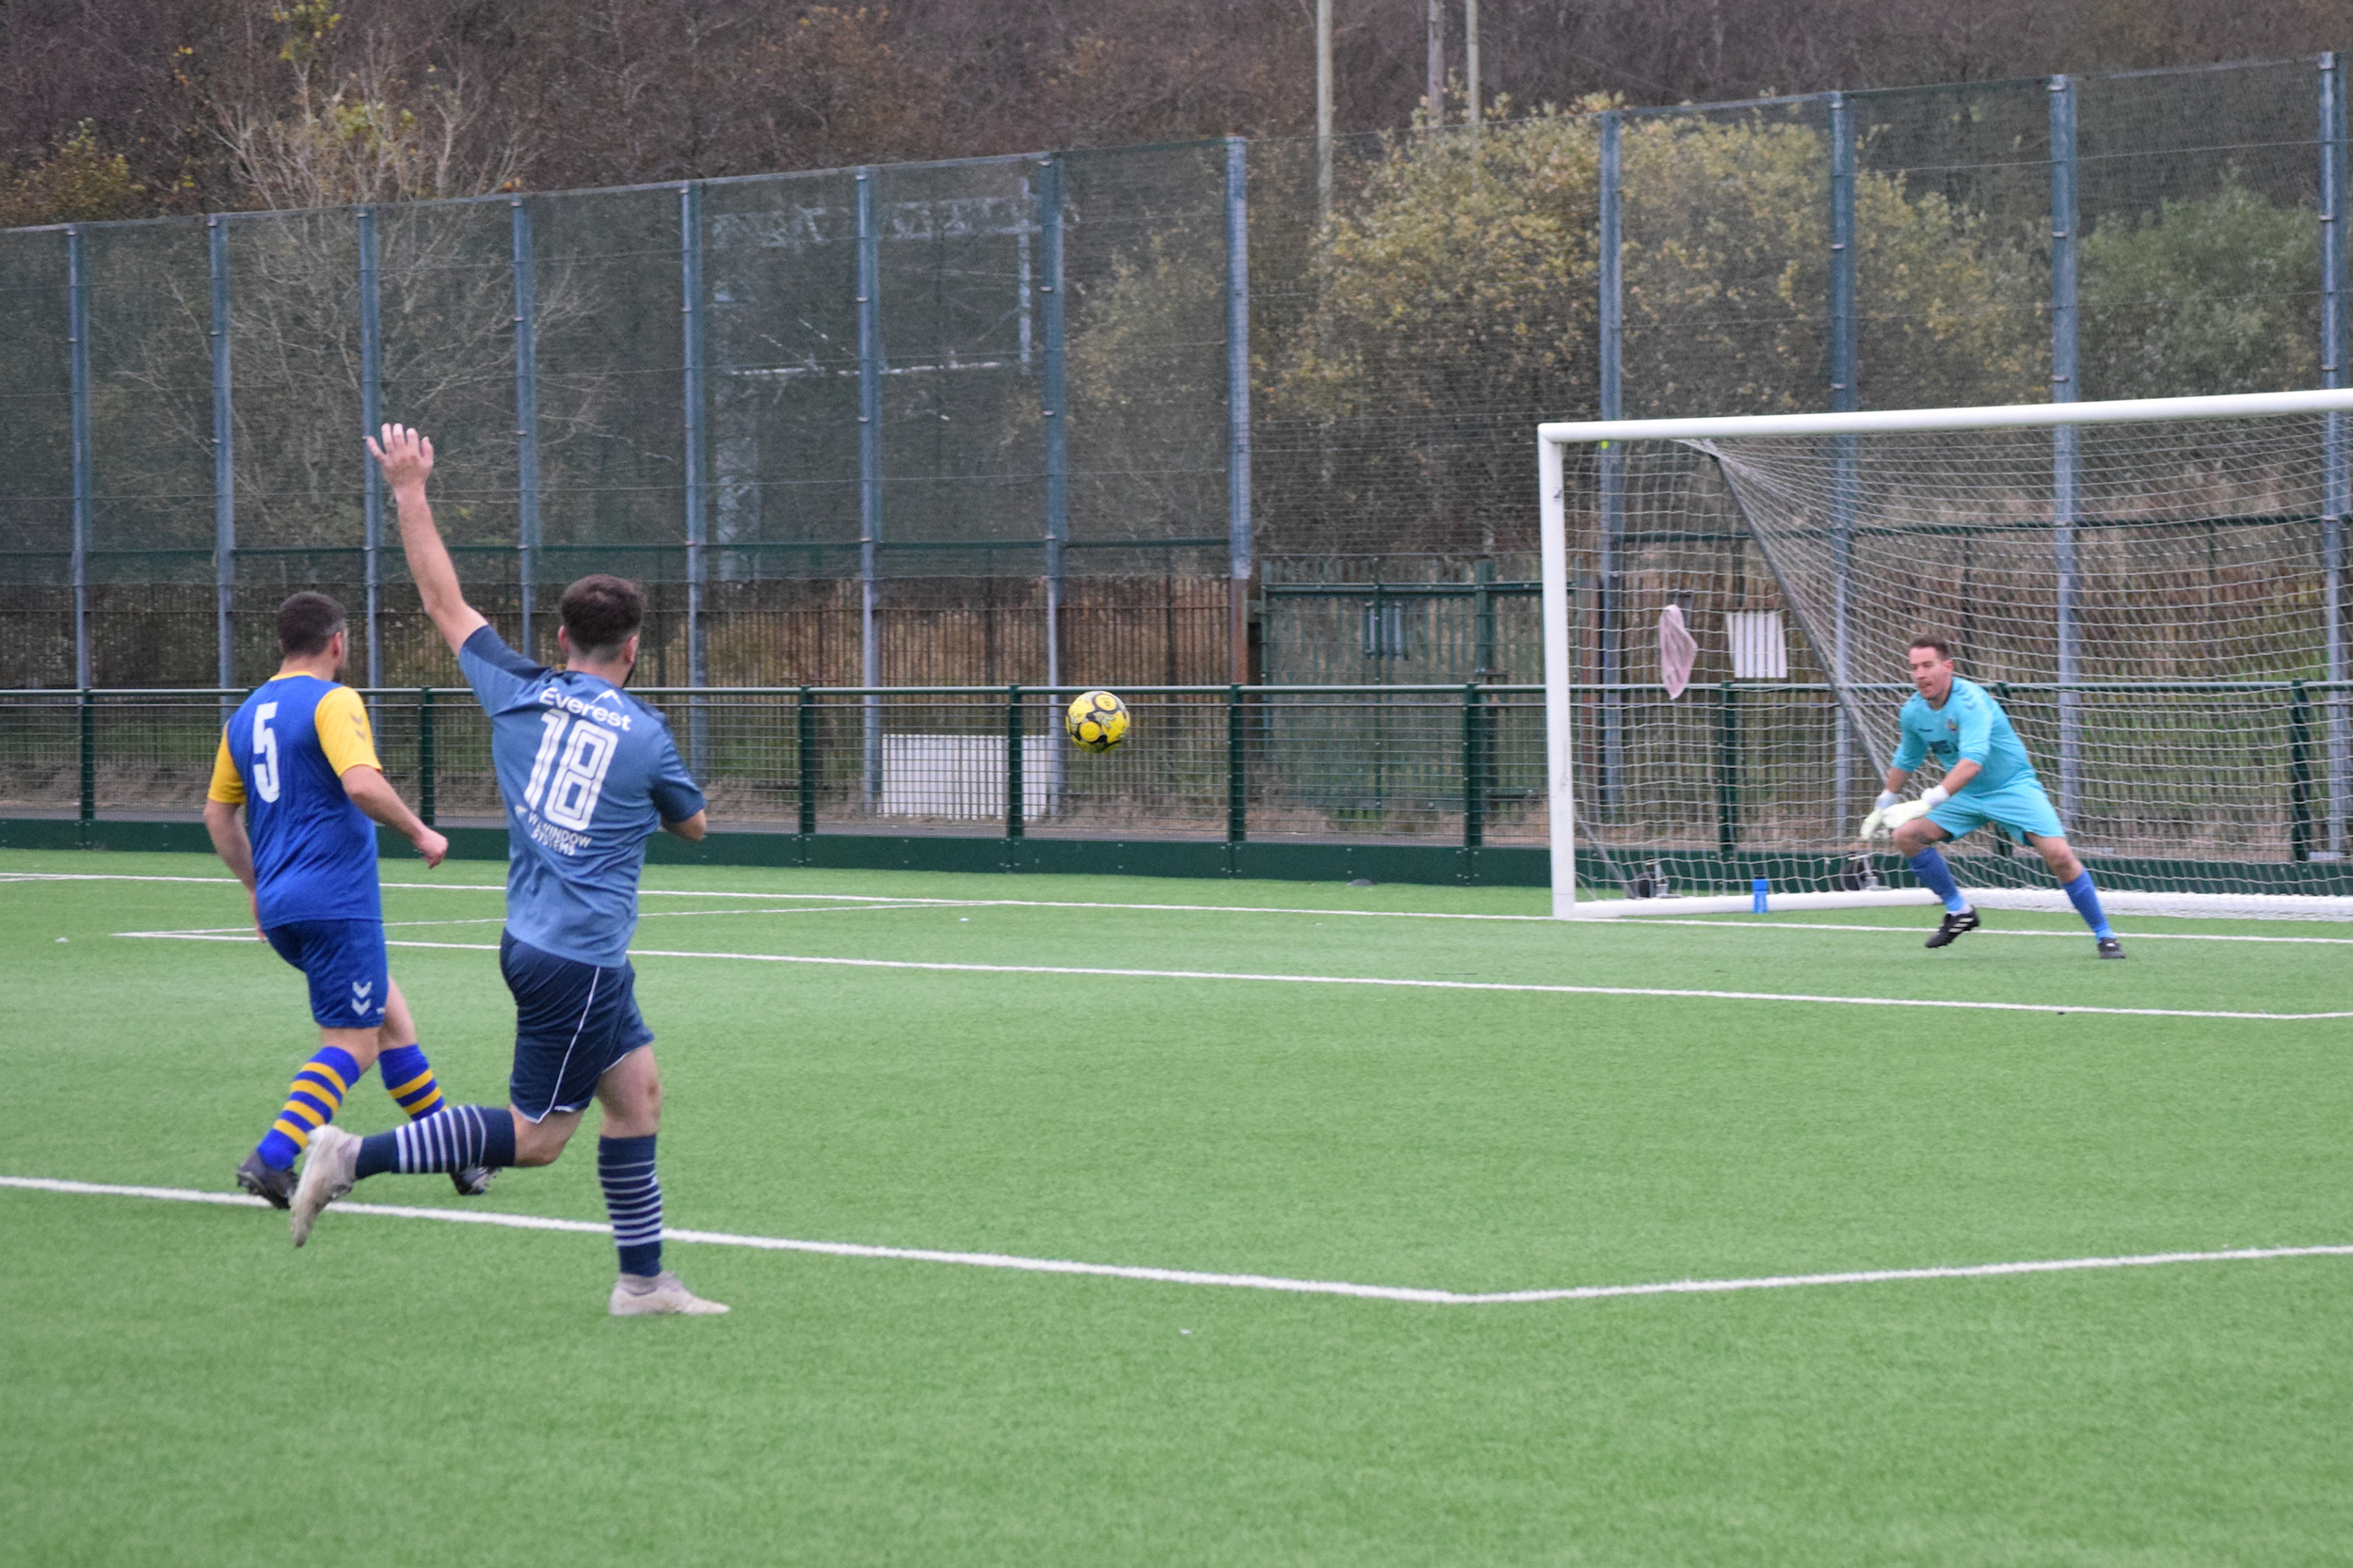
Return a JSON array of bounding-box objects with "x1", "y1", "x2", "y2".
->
[{"x1": 3, "y1": 848, "x2": 2349, "y2": 1564}]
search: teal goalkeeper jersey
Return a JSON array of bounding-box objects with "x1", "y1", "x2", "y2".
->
[{"x1": 1890, "y1": 676, "x2": 2039, "y2": 795}]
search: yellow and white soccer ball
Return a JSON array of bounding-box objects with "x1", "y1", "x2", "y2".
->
[{"x1": 1064, "y1": 690, "x2": 1130, "y2": 753}]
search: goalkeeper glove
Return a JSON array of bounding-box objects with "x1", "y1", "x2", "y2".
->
[{"x1": 1861, "y1": 785, "x2": 1948, "y2": 840}]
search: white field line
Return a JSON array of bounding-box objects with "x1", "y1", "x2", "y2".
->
[
  {"x1": 127, "y1": 903, "x2": 951, "y2": 937},
  {"x1": 5, "y1": 1175, "x2": 2348, "y2": 1307},
  {"x1": 1619, "y1": 917, "x2": 2353, "y2": 947},
  {"x1": 110, "y1": 929, "x2": 2353, "y2": 1019},
  {"x1": 17, "y1": 870, "x2": 2352, "y2": 942}
]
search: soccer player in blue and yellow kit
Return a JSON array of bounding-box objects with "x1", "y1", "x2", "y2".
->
[
  {"x1": 1862, "y1": 632, "x2": 2123, "y2": 957},
  {"x1": 204, "y1": 591, "x2": 492, "y2": 1207},
  {"x1": 291, "y1": 424, "x2": 726, "y2": 1317}
]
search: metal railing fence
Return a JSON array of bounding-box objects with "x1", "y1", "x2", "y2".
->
[{"x1": 5, "y1": 680, "x2": 2345, "y2": 865}]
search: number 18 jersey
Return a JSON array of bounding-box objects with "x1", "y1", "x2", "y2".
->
[{"x1": 460, "y1": 625, "x2": 706, "y2": 967}]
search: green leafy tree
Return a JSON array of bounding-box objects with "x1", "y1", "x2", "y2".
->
[
  {"x1": 2079, "y1": 183, "x2": 2318, "y2": 399},
  {"x1": 0, "y1": 123, "x2": 147, "y2": 228},
  {"x1": 1619, "y1": 113, "x2": 2040, "y2": 414}
]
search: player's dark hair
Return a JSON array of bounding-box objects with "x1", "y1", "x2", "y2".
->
[
  {"x1": 1907, "y1": 632, "x2": 1955, "y2": 662},
  {"x1": 560, "y1": 574, "x2": 645, "y2": 660},
  {"x1": 278, "y1": 592, "x2": 347, "y2": 656}
]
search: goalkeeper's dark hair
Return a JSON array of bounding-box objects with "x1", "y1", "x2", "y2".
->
[
  {"x1": 278, "y1": 592, "x2": 347, "y2": 656},
  {"x1": 1907, "y1": 632, "x2": 1956, "y2": 662},
  {"x1": 560, "y1": 574, "x2": 645, "y2": 660}
]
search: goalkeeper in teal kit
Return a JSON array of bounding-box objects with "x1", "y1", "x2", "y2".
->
[{"x1": 1862, "y1": 633, "x2": 2123, "y2": 957}]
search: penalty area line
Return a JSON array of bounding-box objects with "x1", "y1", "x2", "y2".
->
[
  {"x1": 3, "y1": 1176, "x2": 2348, "y2": 1307},
  {"x1": 106, "y1": 930, "x2": 2353, "y2": 1018}
]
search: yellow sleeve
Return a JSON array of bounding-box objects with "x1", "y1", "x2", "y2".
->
[
  {"x1": 206, "y1": 731, "x2": 246, "y2": 806},
  {"x1": 314, "y1": 686, "x2": 383, "y2": 777}
]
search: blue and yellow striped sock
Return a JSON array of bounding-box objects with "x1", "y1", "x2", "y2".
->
[
  {"x1": 376, "y1": 1044, "x2": 447, "y2": 1123},
  {"x1": 254, "y1": 1046, "x2": 364, "y2": 1171}
]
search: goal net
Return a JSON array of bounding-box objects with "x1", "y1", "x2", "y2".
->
[{"x1": 1536, "y1": 391, "x2": 2353, "y2": 920}]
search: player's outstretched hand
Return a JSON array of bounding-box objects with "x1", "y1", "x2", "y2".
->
[
  {"x1": 1860, "y1": 789, "x2": 1901, "y2": 840},
  {"x1": 366, "y1": 424, "x2": 434, "y2": 490},
  {"x1": 1875, "y1": 798, "x2": 1933, "y2": 838},
  {"x1": 413, "y1": 826, "x2": 449, "y2": 870}
]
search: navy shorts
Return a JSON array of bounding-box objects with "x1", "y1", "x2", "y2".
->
[
  {"x1": 500, "y1": 933, "x2": 654, "y2": 1122},
  {"x1": 264, "y1": 919, "x2": 391, "y2": 1029}
]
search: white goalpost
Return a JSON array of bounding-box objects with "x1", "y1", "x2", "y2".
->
[{"x1": 1538, "y1": 389, "x2": 2353, "y2": 920}]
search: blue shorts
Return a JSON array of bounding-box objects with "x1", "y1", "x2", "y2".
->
[
  {"x1": 500, "y1": 933, "x2": 654, "y2": 1122},
  {"x1": 264, "y1": 919, "x2": 391, "y2": 1029},
  {"x1": 1927, "y1": 778, "x2": 2067, "y2": 844}
]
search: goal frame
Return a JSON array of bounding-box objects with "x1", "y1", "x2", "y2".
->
[{"x1": 1536, "y1": 387, "x2": 2353, "y2": 920}]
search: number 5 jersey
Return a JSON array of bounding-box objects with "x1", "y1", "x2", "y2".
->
[
  {"x1": 460, "y1": 625, "x2": 706, "y2": 967},
  {"x1": 209, "y1": 675, "x2": 386, "y2": 928}
]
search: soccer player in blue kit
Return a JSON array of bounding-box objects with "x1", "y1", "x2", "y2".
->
[
  {"x1": 204, "y1": 591, "x2": 491, "y2": 1207},
  {"x1": 291, "y1": 424, "x2": 727, "y2": 1317},
  {"x1": 1862, "y1": 633, "x2": 2123, "y2": 958}
]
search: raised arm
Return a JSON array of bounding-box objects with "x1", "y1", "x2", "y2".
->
[{"x1": 367, "y1": 424, "x2": 488, "y2": 656}]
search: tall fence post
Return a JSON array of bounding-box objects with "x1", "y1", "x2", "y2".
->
[
  {"x1": 1829, "y1": 90, "x2": 1860, "y2": 831},
  {"x1": 1004, "y1": 683, "x2": 1026, "y2": 843},
  {"x1": 67, "y1": 225, "x2": 91, "y2": 689},
  {"x1": 2323, "y1": 52, "x2": 2350, "y2": 857},
  {"x1": 78, "y1": 687, "x2": 95, "y2": 835},
  {"x1": 1225, "y1": 682, "x2": 1247, "y2": 860},
  {"x1": 796, "y1": 686, "x2": 818, "y2": 838},
  {"x1": 1716, "y1": 681, "x2": 1739, "y2": 857},
  {"x1": 2049, "y1": 75, "x2": 2082, "y2": 824},
  {"x1": 417, "y1": 685, "x2": 436, "y2": 827},
  {"x1": 1461, "y1": 681, "x2": 1484, "y2": 854},
  {"x1": 2289, "y1": 680, "x2": 2314, "y2": 862},
  {"x1": 358, "y1": 206, "x2": 383, "y2": 690},
  {"x1": 1039, "y1": 155, "x2": 1067, "y2": 693},
  {"x1": 209, "y1": 215, "x2": 234, "y2": 689},
  {"x1": 856, "y1": 168, "x2": 884, "y2": 808},
  {"x1": 1596, "y1": 109, "x2": 1624, "y2": 808},
  {"x1": 1225, "y1": 136, "x2": 1254, "y2": 687},
  {"x1": 512, "y1": 197, "x2": 540, "y2": 659},
  {"x1": 679, "y1": 181, "x2": 709, "y2": 777}
]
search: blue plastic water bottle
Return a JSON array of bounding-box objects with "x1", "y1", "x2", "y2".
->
[{"x1": 1752, "y1": 877, "x2": 1769, "y2": 914}]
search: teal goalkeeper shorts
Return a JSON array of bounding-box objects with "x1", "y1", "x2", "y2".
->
[{"x1": 1927, "y1": 777, "x2": 2067, "y2": 843}]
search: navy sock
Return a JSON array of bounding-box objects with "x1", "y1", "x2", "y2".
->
[
  {"x1": 1906, "y1": 847, "x2": 1967, "y2": 914},
  {"x1": 599, "y1": 1135, "x2": 663, "y2": 1278},
  {"x1": 354, "y1": 1105, "x2": 517, "y2": 1180},
  {"x1": 2062, "y1": 870, "x2": 2114, "y2": 939}
]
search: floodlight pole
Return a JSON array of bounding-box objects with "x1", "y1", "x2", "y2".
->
[
  {"x1": 2048, "y1": 75, "x2": 2082, "y2": 825},
  {"x1": 1464, "y1": 0, "x2": 1480, "y2": 132},
  {"x1": 209, "y1": 215, "x2": 234, "y2": 690},
  {"x1": 1315, "y1": 0, "x2": 1333, "y2": 217},
  {"x1": 1425, "y1": 0, "x2": 1443, "y2": 126}
]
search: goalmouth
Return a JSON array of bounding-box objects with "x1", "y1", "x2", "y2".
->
[{"x1": 1536, "y1": 389, "x2": 2353, "y2": 921}]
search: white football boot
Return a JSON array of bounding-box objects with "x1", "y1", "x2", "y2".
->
[
  {"x1": 288, "y1": 1124, "x2": 360, "y2": 1247},
  {"x1": 609, "y1": 1271, "x2": 730, "y2": 1317}
]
